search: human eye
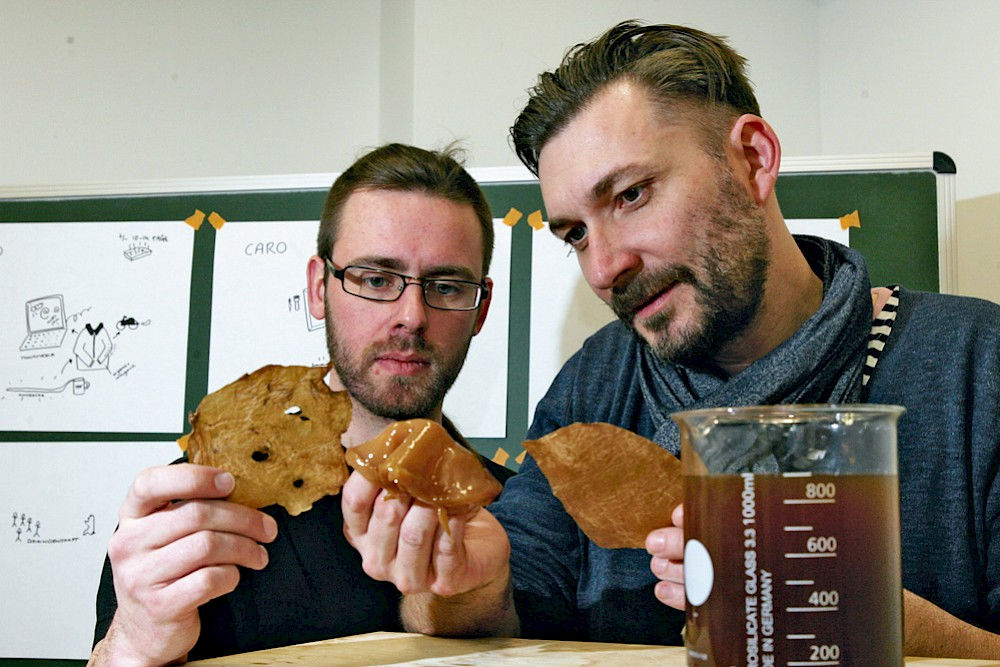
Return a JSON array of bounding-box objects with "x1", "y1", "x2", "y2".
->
[
  {"x1": 357, "y1": 269, "x2": 395, "y2": 291},
  {"x1": 430, "y1": 280, "x2": 462, "y2": 296},
  {"x1": 557, "y1": 224, "x2": 588, "y2": 250},
  {"x1": 616, "y1": 182, "x2": 648, "y2": 208}
]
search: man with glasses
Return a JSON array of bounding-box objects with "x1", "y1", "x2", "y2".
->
[{"x1": 89, "y1": 143, "x2": 512, "y2": 665}]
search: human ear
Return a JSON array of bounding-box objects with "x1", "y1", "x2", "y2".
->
[
  {"x1": 727, "y1": 114, "x2": 781, "y2": 205},
  {"x1": 305, "y1": 255, "x2": 328, "y2": 322},
  {"x1": 472, "y1": 277, "x2": 493, "y2": 336}
]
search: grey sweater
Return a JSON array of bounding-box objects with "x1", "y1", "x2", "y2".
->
[{"x1": 491, "y1": 286, "x2": 1000, "y2": 644}]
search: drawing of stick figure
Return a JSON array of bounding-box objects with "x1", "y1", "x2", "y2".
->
[
  {"x1": 15, "y1": 526, "x2": 21, "y2": 542},
  {"x1": 11, "y1": 512, "x2": 16, "y2": 527},
  {"x1": 33, "y1": 521, "x2": 40, "y2": 538},
  {"x1": 25, "y1": 517, "x2": 32, "y2": 534}
]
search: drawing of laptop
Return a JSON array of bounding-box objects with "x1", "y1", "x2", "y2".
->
[{"x1": 20, "y1": 295, "x2": 68, "y2": 351}]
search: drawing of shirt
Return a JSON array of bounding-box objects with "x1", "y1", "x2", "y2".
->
[{"x1": 74, "y1": 323, "x2": 113, "y2": 371}]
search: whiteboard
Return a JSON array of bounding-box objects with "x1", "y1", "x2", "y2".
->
[
  {"x1": 0, "y1": 440, "x2": 179, "y2": 659},
  {"x1": 0, "y1": 222, "x2": 192, "y2": 433}
]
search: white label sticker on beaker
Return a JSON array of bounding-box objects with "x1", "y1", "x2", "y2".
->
[{"x1": 684, "y1": 539, "x2": 714, "y2": 607}]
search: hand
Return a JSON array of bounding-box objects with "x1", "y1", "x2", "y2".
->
[
  {"x1": 97, "y1": 464, "x2": 277, "y2": 665},
  {"x1": 647, "y1": 504, "x2": 685, "y2": 610},
  {"x1": 341, "y1": 470, "x2": 509, "y2": 599}
]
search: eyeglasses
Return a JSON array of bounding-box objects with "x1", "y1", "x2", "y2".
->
[{"x1": 326, "y1": 259, "x2": 488, "y2": 311}]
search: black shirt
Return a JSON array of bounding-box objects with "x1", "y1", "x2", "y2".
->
[{"x1": 93, "y1": 435, "x2": 515, "y2": 659}]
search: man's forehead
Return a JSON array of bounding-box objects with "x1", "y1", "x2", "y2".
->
[{"x1": 334, "y1": 189, "x2": 483, "y2": 279}]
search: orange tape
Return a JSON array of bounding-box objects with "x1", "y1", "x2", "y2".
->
[
  {"x1": 839, "y1": 209, "x2": 861, "y2": 230},
  {"x1": 208, "y1": 212, "x2": 226, "y2": 230},
  {"x1": 527, "y1": 210, "x2": 545, "y2": 231},
  {"x1": 502, "y1": 208, "x2": 523, "y2": 227},
  {"x1": 184, "y1": 209, "x2": 206, "y2": 230}
]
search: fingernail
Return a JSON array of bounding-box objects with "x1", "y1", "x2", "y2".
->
[
  {"x1": 215, "y1": 472, "x2": 235, "y2": 493},
  {"x1": 258, "y1": 544, "x2": 270, "y2": 568},
  {"x1": 263, "y1": 515, "x2": 278, "y2": 541}
]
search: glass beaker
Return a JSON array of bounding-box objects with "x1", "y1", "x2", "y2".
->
[{"x1": 673, "y1": 404, "x2": 904, "y2": 666}]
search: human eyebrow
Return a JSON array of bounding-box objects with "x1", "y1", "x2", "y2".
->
[
  {"x1": 590, "y1": 165, "x2": 654, "y2": 203},
  {"x1": 350, "y1": 255, "x2": 406, "y2": 272},
  {"x1": 350, "y1": 256, "x2": 479, "y2": 282},
  {"x1": 546, "y1": 217, "x2": 578, "y2": 237},
  {"x1": 422, "y1": 265, "x2": 480, "y2": 282}
]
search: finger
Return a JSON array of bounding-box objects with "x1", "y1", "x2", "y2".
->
[
  {"x1": 645, "y1": 525, "x2": 685, "y2": 559},
  {"x1": 428, "y1": 512, "x2": 474, "y2": 597},
  {"x1": 359, "y1": 490, "x2": 413, "y2": 578},
  {"x1": 654, "y1": 579, "x2": 686, "y2": 611},
  {"x1": 121, "y1": 464, "x2": 233, "y2": 520},
  {"x1": 672, "y1": 503, "x2": 684, "y2": 527},
  {"x1": 142, "y1": 499, "x2": 278, "y2": 550},
  {"x1": 341, "y1": 471, "x2": 383, "y2": 544},
  {"x1": 392, "y1": 503, "x2": 441, "y2": 593},
  {"x1": 650, "y1": 555, "x2": 684, "y2": 584},
  {"x1": 153, "y1": 564, "x2": 244, "y2": 617},
  {"x1": 145, "y1": 529, "x2": 270, "y2": 585}
]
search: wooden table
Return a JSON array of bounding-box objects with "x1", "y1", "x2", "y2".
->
[{"x1": 188, "y1": 631, "x2": 1000, "y2": 666}]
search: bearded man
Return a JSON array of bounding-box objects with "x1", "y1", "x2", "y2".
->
[
  {"x1": 89, "y1": 143, "x2": 512, "y2": 665},
  {"x1": 341, "y1": 22, "x2": 1000, "y2": 659}
]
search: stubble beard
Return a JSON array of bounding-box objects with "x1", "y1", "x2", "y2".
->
[
  {"x1": 610, "y1": 169, "x2": 770, "y2": 367},
  {"x1": 324, "y1": 302, "x2": 472, "y2": 420}
]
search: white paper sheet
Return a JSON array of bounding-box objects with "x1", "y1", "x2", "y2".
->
[
  {"x1": 785, "y1": 218, "x2": 849, "y2": 246},
  {"x1": 443, "y1": 219, "x2": 511, "y2": 438},
  {"x1": 0, "y1": 440, "x2": 180, "y2": 659},
  {"x1": 207, "y1": 220, "x2": 329, "y2": 392},
  {"x1": 0, "y1": 222, "x2": 193, "y2": 432},
  {"x1": 528, "y1": 232, "x2": 614, "y2": 428},
  {"x1": 207, "y1": 219, "x2": 510, "y2": 438}
]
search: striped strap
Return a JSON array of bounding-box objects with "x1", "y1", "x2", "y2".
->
[{"x1": 862, "y1": 285, "x2": 900, "y2": 387}]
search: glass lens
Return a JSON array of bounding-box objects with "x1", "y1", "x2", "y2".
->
[
  {"x1": 344, "y1": 267, "x2": 402, "y2": 300},
  {"x1": 424, "y1": 280, "x2": 479, "y2": 309}
]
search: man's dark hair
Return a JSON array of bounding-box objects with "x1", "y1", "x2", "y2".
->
[
  {"x1": 318, "y1": 143, "x2": 494, "y2": 277},
  {"x1": 510, "y1": 20, "x2": 761, "y2": 174}
]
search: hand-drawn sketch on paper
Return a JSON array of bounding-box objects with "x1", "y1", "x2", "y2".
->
[
  {"x1": 1, "y1": 440, "x2": 180, "y2": 659},
  {"x1": 207, "y1": 220, "x2": 330, "y2": 392},
  {"x1": 0, "y1": 221, "x2": 193, "y2": 433}
]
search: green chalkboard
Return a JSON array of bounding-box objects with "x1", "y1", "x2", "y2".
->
[
  {"x1": 0, "y1": 182, "x2": 546, "y2": 466},
  {"x1": 0, "y1": 153, "x2": 955, "y2": 458},
  {"x1": 0, "y1": 155, "x2": 955, "y2": 663},
  {"x1": 778, "y1": 171, "x2": 937, "y2": 292}
]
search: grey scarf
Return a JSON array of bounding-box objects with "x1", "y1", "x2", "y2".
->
[{"x1": 638, "y1": 236, "x2": 873, "y2": 456}]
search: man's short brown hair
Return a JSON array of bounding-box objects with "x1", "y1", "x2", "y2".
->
[
  {"x1": 318, "y1": 143, "x2": 494, "y2": 277},
  {"x1": 510, "y1": 20, "x2": 761, "y2": 174}
]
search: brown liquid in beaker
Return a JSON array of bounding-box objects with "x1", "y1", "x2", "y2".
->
[{"x1": 684, "y1": 473, "x2": 902, "y2": 666}]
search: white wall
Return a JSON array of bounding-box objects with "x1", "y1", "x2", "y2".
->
[
  {"x1": 0, "y1": 0, "x2": 382, "y2": 183},
  {"x1": 410, "y1": 0, "x2": 821, "y2": 165},
  {"x1": 817, "y1": 0, "x2": 1000, "y2": 302},
  {"x1": 1, "y1": 0, "x2": 819, "y2": 181},
  {"x1": 2, "y1": 0, "x2": 997, "y2": 301}
]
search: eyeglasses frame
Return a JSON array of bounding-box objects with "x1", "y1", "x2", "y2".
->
[{"x1": 325, "y1": 258, "x2": 488, "y2": 311}]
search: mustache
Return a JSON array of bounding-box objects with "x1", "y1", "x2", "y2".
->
[
  {"x1": 610, "y1": 265, "x2": 696, "y2": 322},
  {"x1": 363, "y1": 334, "x2": 438, "y2": 363}
]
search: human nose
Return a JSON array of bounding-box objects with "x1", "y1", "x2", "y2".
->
[
  {"x1": 581, "y1": 225, "x2": 642, "y2": 294},
  {"x1": 392, "y1": 281, "x2": 429, "y2": 332}
]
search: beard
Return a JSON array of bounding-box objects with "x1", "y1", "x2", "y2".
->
[
  {"x1": 609, "y1": 168, "x2": 770, "y2": 367},
  {"x1": 324, "y1": 302, "x2": 472, "y2": 420}
]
